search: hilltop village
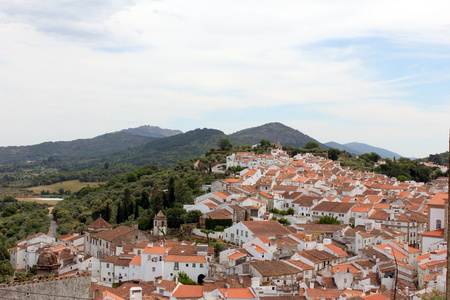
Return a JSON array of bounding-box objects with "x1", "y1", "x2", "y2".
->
[{"x1": 4, "y1": 146, "x2": 449, "y2": 300}]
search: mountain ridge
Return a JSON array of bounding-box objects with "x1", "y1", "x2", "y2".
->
[{"x1": 325, "y1": 141, "x2": 404, "y2": 159}]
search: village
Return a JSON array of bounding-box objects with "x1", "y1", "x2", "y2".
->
[{"x1": 4, "y1": 146, "x2": 449, "y2": 300}]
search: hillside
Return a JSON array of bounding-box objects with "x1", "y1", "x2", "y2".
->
[
  {"x1": 0, "y1": 125, "x2": 182, "y2": 165},
  {"x1": 105, "y1": 128, "x2": 228, "y2": 168},
  {"x1": 231, "y1": 122, "x2": 326, "y2": 148},
  {"x1": 325, "y1": 141, "x2": 403, "y2": 159},
  {"x1": 0, "y1": 132, "x2": 157, "y2": 164}
]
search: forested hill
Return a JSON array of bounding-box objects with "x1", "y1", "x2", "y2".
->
[
  {"x1": 0, "y1": 125, "x2": 182, "y2": 165},
  {"x1": 0, "y1": 132, "x2": 157, "y2": 165},
  {"x1": 231, "y1": 122, "x2": 326, "y2": 149},
  {"x1": 105, "y1": 128, "x2": 228, "y2": 168}
]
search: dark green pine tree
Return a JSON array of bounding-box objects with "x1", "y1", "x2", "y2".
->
[
  {"x1": 104, "y1": 203, "x2": 110, "y2": 222},
  {"x1": 167, "y1": 177, "x2": 176, "y2": 207},
  {"x1": 134, "y1": 201, "x2": 139, "y2": 219},
  {"x1": 116, "y1": 202, "x2": 122, "y2": 224},
  {"x1": 141, "y1": 191, "x2": 150, "y2": 209}
]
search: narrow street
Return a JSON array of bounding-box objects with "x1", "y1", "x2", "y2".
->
[{"x1": 48, "y1": 212, "x2": 57, "y2": 237}]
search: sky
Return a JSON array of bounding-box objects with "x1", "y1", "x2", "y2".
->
[{"x1": 1, "y1": 0, "x2": 449, "y2": 158}]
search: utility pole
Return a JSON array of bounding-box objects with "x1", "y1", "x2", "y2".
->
[{"x1": 447, "y1": 130, "x2": 450, "y2": 299}]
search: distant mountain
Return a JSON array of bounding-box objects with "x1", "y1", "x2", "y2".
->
[
  {"x1": 0, "y1": 125, "x2": 182, "y2": 165},
  {"x1": 108, "y1": 128, "x2": 227, "y2": 168},
  {"x1": 231, "y1": 122, "x2": 326, "y2": 148},
  {"x1": 0, "y1": 132, "x2": 157, "y2": 164},
  {"x1": 120, "y1": 125, "x2": 182, "y2": 138},
  {"x1": 325, "y1": 141, "x2": 403, "y2": 159}
]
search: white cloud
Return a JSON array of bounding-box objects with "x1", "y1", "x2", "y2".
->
[{"x1": 0, "y1": 0, "x2": 449, "y2": 157}]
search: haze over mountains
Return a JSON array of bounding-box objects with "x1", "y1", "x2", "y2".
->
[
  {"x1": 324, "y1": 141, "x2": 403, "y2": 159},
  {"x1": 0, "y1": 123, "x2": 406, "y2": 165}
]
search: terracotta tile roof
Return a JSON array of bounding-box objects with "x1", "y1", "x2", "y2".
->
[
  {"x1": 89, "y1": 216, "x2": 112, "y2": 229},
  {"x1": 325, "y1": 244, "x2": 348, "y2": 257},
  {"x1": 143, "y1": 246, "x2": 168, "y2": 255},
  {"x1": 164, "y1": 255, "x2": 206, "y2": 263},
  {"x1": 101, "y1": 254, "x2": 135, "y2": 267},
  {"x1": 250, "y1": 260, "x2": 301, "y2": 277},
  {"x1": 420, "y1": 228, "x2": 444, "y2": 237},
  {"x1": 93, "y1": 226, "x2": 138, "y2": 242},
  {"x1": 155, "y1": 280, "x2": 178, "y2": 292},
  {"x1": 168, "y1": 245, "x2": 214, "y2": 256},
  {"x1": 217, "y1": 288, "x2": 256, "y2": 299},
  {"x1": 206, "y1": 210, "x2": 232, "y2": 220},
  {"x1": 228, "y1": 252, "x2": 246, "y2": 260},
  {"x1": 311, "y1": 201, "x2": 354, "y2": 213},
  {"x1": 287, "y1": 260, "x2": 314, "y2": 270},
  {"x1": 172, "y1": 285, "x2": 203, "y2": 298},
  {"x1": 242, "y1": 220, "x2": 290, "y2": 236},
  {"x1": 428, "y1": 192, "x2": 447, "y2": 205},
  {"x1": 130, "y1": 256, "x2": 141, "y2": 265},
  {"x1": 296, "y1": 223, "x2": 347, "y2": 233},
  {"x1": 332, "y1": 263, "x2": 360, "y2": 274}
]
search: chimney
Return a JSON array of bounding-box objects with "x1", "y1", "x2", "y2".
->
[
  {"x1": 317, "y1": 243, "x2": 324, "y2": 251},
  {"x1": 430, "y1": 251, "x2": 437, "y2": 261},
  {"x1": 251, "y1": 277, "x2": 260, "y2": 288},
  {"x1": 130, "y1": 287, "x2": 142, "y2": 300},
  {"x1": 403, "y1": 242, "x2": 409, "y2": 252}
]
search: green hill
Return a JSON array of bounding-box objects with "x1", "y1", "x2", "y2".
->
[{"x1": 231, "y1": 122, "x2": 326, "y2": 148}]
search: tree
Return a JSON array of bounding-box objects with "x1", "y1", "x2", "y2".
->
[
  {"x1": 286, "y1": 208, "x2": 295, "y2": 215},
  {"x1": 422, "y1": 290, "x2": 445, "y2": 300},
  {"x1": 177, "y1": 271, "x2": 199, "y2": 285},
  {"x1": 260, "y1": 139, "x2": 271, "y2": 149},
  {"x1": 116, "y1": 202, "x2": 122, "y2": 224},
  {"x1": 165, "y1": 207, "x2": 187, "y2": 228},
  {"x1": 328, "y1": 148, "x2": 342, "y2": 161},
  {"x1": 167, "y1": 177, "x2": 176, "y2": 207},
  {"x1": 218, "y1": 138, "x2": 232, "y2": 151},
  {"x1": 2, "y1": 205, "x2": 18, "y2": 218},
  {"x1": 0, "y1": 244, "x2": 10, "y2": 261},
  {"x1": 134, "y1": 201, "x2": 139, "y2": 219},
  {"x1": 185, "y1": 210, "x2": 202, "y2": 223},
  {"x1": 278, "y1": 218, "x2": 291, "y2": 226},
  {"x1": 317, "y1": 215, "x2": 340, "y2": 224},
  {"x1": 0, "y1": 260, "x2": 14, "y2": 284},
  {"x1": 200, "y1": 229, "x2": 214, "y2": 243},
  {"x1": 141, "y1": 191, "x2": 150, "y2": 209},
  {"x1": 304, "y1": 141, "x2": 319, "y2": 150}
]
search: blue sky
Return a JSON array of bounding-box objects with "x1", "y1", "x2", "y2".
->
[{"x1": 0, "y1": 0, "x2": 449, "y2": 158}]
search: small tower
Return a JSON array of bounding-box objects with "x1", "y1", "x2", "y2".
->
[{"x1": 153, "y1": 211, "x2": 167, "y2": 237}]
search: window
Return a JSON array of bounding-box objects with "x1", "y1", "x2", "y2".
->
[
  {"x1": 152, "y1": 267, "x2": 155, "y2": 272},
  {"x1": 245, "y1": 231, "x2": 248, "y2": 238},
  {"x1": 193, "y1": 263, "x2": 196, "y2": 268},
  {"x1": 236, "y1": 229, "x2": 239, "y2": 234},
  {"x1": 174, "y1": 262, "x2": 179, "y2": 270},
  {"x1": 186, "y1": 264, "x2": 189, "y2": 267},
  {"x1": 437, "y1": 220, "x2": 442, "y2": 229},
  {"x1": 106, "y1": 263, "x2": 110, "y2": 268},
  {"x1": 200, "y1": 264, "x2": 204, "y2": 268}
]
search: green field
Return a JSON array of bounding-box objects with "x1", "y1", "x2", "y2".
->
[
  {"x1": 26, "y1": 180, "x2": 103, "y2": 195},
  {"x1": 16, "y1": 198, "x2": 61, "y2": 205}
]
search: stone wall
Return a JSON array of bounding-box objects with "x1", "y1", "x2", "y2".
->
[{"x1": 0, "y1": 275, "x2": 91, "y2": 300}]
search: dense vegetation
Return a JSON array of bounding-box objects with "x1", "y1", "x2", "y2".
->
[
  {"x1": 0, "y1": 196, "x2": 50, "y2": 248},
  {"x1": 52, "y1": 156, "x2": 228, "y2": 235},
  {"x1": 231, "y1": 122, "x2": 326, "y2": 149}
]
